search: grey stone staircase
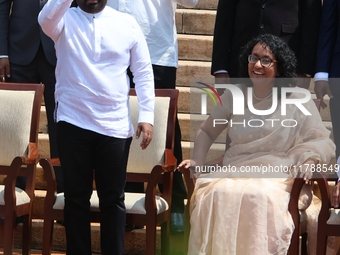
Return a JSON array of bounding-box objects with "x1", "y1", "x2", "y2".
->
[{"x1": 13, "y1": 0, "x2": 334, "y2": 254}]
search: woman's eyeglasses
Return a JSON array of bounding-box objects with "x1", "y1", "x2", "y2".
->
[{"x1": 248, "y1": 55, "x2": 276, "y2": 67}]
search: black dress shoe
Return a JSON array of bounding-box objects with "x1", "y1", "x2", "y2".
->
[
  {"x1": 170, "y1": 213, "x2": 184, "y2": 235},
  {"x1": 15, "y1": 216, "x2": 24, "y2": 225}
]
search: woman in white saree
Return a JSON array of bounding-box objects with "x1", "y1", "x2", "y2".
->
[{"x1": 179, "y1": 34, "x2": 335, "y2": 255}]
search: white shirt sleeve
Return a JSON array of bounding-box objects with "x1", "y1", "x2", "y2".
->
[
  {"x1": 38, "y1": 0, "x2": 73, "y2": 41},
  {"x1": 214, "y1": 70, "x2": 228, "y2": 75},
  {"x1": 129, "y1": 19, "x2": 155, "y2": 125},
  {"x1": 314, "y1": 72, "x2": 329, "y2": 82}
]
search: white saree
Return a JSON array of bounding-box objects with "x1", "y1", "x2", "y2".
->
[{"x1": 188, "y1": 86, "x2": 335, "y2": 255}]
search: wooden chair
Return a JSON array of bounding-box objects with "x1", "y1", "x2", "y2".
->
[
  {"x1": 179, "y1": 98, "x2": 323, "y2": 255},
  {"x1": 314, "y1": 172, "x2": 340, "y2": 255},
  {"x1": 39, "y1": 88, "x2": 178, "y2": 255},
  {"x1": 0, "y1": 82, "x2": 44, "y2": 255}
]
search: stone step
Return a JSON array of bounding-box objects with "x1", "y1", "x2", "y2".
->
[
  {"x1": 39, "y1": 106, "x2": 47, "y2": 133},
  {"x1": 176, "y1": 60, "x2": 213, "y2": 87},
  {"x1": 176, "y1": 9, "x2": 216, "y2": 36},
  {"x1": 178, "y1": 34, "x2": 213, "y2": 62},
  {"x1": 178, "y1": 0, "x2": 218, "y2": 10}
]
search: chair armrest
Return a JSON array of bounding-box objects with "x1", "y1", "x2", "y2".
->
[
  {"x1": 144, "y1": 149, "x2": 178, "y2": 212},
  {"x1": 145, "y1": 165, "x2": 167, "y2": 213},
  {"x1": 178, "y1": 154, "x2": 224, "y2": 202},
  {"x1": 22, "y1": 142, "x2": 39, "y2": 165},
  {"x1": 39, "y1": 158, "x2": 57, "y2": 209},
  {"x1": 288, "y1": 177, "x2": 306, "y2": 216},
  {"x1": 162, "y1": 149, "x2": 177, "y2": 172},
  {"x1": 179, "y1": 166, "x2": 195, "y2": 201},
  {"x1": 314, "y1": 173, "x2": 332, "y2": 224},
  {"x1": 178, "y1": 165, "x2": 196, "y2": 251},
  {"x1": 4, "y1": 157, "x2": 26, "y2": 207},
  {"x1": 49, "y1": 157, "x2": 61, "y2": 167}
]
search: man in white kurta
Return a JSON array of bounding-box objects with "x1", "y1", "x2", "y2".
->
[{"x1": 38, "y1": 0, "x2": 154, "y2": 254}]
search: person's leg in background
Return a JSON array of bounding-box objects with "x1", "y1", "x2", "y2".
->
[{"x1": 152, "y1": 64, "x2": 187, "y2": 235}]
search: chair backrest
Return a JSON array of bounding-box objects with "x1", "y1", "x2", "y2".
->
[
  {"x1": 0, "y1": 83, "x2": 44, "y2": 166},
  {"x1": 127, "y1": 89, "x2": 178, "y2": 174}
]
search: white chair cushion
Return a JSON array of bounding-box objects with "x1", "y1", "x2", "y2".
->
[
  {"x1": 327, "y1": 208, "x2": 340, "y2": 225},
  {"x1": 0, "y1": 185, "x2": 30, "y2": 205},
  {"x1": 0, "y1": 90, "x2": 34, "y2": 166},
  {"x1": 125, "y1": 192, "x2": 169, "y2": 214},
  {"x1": 53, "y1": 191, "x2": 169, "y2": 214},
  {"x1": 127, "y1": 96, "x2": 170, "y2": 173},
  {"x1": 53, "y1": 191, "x2": 100, "y2": 212}
]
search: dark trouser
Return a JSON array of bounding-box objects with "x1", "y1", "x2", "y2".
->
[
  {"x1": 10, "y1": 44, "x2": 63, "y2": 192},
  {"x1": 126, "y1": 64, "x2": 187, "y2": 213},
  {"x1": 57, "y1": 121, "x2": 131, "y2": 255}
]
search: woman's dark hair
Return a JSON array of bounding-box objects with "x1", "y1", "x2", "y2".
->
[{"x1": 238, "y1": 34, "x2": 297, "y2": 89}]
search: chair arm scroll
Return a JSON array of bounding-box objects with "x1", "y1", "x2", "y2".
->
[
  {"x1": 22, "y1": 142, "x2": 39, "y2": 165},
  {"x1": 145, "y1": 165, "x2": 166, "y2": 213},
  {"x1": 39, "y1": 158, "x2": 58, "y2": 208},
  {"x1": 162, "y1": 149, "x2": 177, "y2": 172},
  {"x1": 314, "y1": 173, "x2": 334, "y2": 224},
  {"x1": 48, "y1": 157, "x2": 61, "y2": 167}
]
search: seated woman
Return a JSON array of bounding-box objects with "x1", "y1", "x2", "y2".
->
[{"x1": 178, "y1": 34, "x2": 335, "y2": 255}]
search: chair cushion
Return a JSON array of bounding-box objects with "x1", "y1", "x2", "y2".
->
[
  {"x1": 0, "y1": 90, "x2": 34, "y2": 166},
  {"x1": 53, "y1": 191, "x2": 100, "y2": 211},
  {"x1": 326, "y1": 208, "x2": 340, "y2": 225},
  {"x1": 127, "y1": 96, "x2": 170, "y2": 173},
  {"x1": 0, "y1": 185, "x2": 30, "y2": 205},
  {"x1": 53, "y1": 191, "x2": 169, "y2": 214},
  {"x1": 125, "y1": 192, "x2": 169, "y2": 214}
]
